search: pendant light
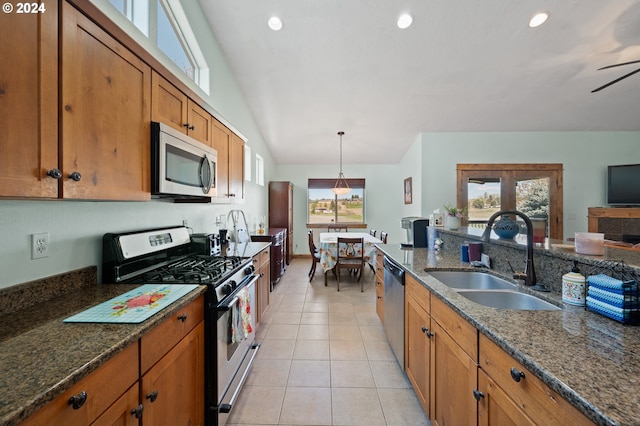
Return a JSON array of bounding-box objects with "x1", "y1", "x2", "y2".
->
[{"x1": 332, "y1": 131, "x2": 351, "y2": 195}]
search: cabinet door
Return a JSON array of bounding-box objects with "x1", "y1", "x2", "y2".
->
[
  {"x1": 60, "y1": 2, "x2": 150, "y2": 200},
  {"x1": 141, "y1": 322, "x2": 205, "y2": 426},
  {"x1": 229, "y1": 133, "x2": 245, "y2": 199},
  {"x1": 91, "y1": 384, "x2": 140, "y2": 426},
  {"x1": 375, "y1": 250, "x2": 384, "y2": 322},
  {"x1": 430, "y1": 320, "x2": 478, "y2": 426},
  {"x1": 0, "y1": 0, "x2": 58, "y2": 197},
  {"x1": 477, "y1": 370, "x2": 536, "y2": 426},
  {"x1": 405, "y1": 293, "x2": 431, "y2": 416},
  {"x1": 253, "y1": 247, "x2": 271, "y2": 324},
  {"x1": 212, "y1": 119, "x2": 230, "y2": 197},
  {"x1": 151, "y1": 71, "x2": 188, "y2": 134},
  {"x1": 187, "y1": 99, "x2": 213, "y2": 147}
]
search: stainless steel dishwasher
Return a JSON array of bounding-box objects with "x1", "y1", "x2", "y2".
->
[{"x1": 383, "y1": 255, "x2": 405, "y2": 369}]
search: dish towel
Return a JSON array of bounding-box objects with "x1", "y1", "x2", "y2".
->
[{"x1": 230, "y1": 287, "x2": 253, "y2": 344}]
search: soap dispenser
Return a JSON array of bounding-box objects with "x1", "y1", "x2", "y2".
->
[{"x1": 562, "y1": 261, "x2": 586, "y2": 306}]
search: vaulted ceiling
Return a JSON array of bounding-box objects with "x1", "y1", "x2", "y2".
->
[{"x1": 199, "y1": 0, "x2": 640, "y2": 165}]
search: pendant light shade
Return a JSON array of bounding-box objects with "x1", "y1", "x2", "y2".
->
[{"x1": 332, "y1": 131, "x2": 351, "y2": 195}]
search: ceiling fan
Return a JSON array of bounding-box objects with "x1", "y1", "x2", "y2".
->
[{"x1": 591, "y1": 59, "x2": 640, "y2": 93}]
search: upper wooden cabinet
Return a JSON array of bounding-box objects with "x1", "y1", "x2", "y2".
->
[
  {"x1": 151, "y1": 71, "x2": 213, "y2": 147},
  {"x1": 0, "y1": 0, "x2": 58, "y2": 198},
  {"x1": 60, "y1": 2, "x2": 151, "y2": 200},
  {"x1": 212, "y1": 118, "x2": 244, "y2": 200}
]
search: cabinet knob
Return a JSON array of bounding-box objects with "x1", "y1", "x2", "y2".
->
[
  {"x1": 183, "y1": 123, "x2": 195, "y2": 131},
  {"x1": 177, "y1": 313, "x2": 187, "y2": 322},
  {"x1": 67, "y1": 391, "x2": 87, "y2": 409},
  {"x1": 69, "y1": 171, "x2": 82, "y2": 182},
  {"x1": 131, "y1": 404, "x2": 144, "y2": 419},
  {"x1": 510, "y1": 367, "x2": 526, "y2": 382},
  {"x1": 146, "y1": 389, "x2": 158, "y2": 403},
  {"x1": 473, "y1": 388, "x2": 485, "y2": 401},
  {"x1": 47, "y1": 169, "x2": 62, "y2": 179}
]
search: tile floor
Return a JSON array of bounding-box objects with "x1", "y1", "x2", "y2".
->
[{"x1": 227, "y1": 258, "x2": 431, "y2": 426}]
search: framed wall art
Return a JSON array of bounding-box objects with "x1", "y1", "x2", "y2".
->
[{"x1": 404, "y1": 177, "x2": 412, "y2": 204}]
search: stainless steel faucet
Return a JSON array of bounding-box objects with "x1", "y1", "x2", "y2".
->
[{"x1": 482, "y1": 210, "x2": 545, "y2": 290}]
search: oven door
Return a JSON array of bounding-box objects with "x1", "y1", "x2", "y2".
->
[
  {"x1": 151, "y1": 121, "x2": 217, "y2": 198},
  {"x1": 216, "y1": 274, "x2": 259, "y2": 425}
]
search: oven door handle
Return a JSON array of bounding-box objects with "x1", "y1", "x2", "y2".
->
[
  {"x1": 219, "y1": 342, "x2": 260, "y2": 413},
  {"x1": 217, "y1": 274, "x2": 259, "y2": 312}
]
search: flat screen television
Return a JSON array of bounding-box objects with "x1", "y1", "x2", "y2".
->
[{"x1": 607, "y1": 164, "x2": 640, "y2": 206}]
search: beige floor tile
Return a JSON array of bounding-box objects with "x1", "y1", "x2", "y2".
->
[
  {"x1": 359, "y1": 325, "x2": 386, "y2": 341},
  {"x1": 264, "y1": 324, "x2": 300, "y2": 340},
  {"x1": 377, "y1": 388, "x2": 431, "y2": 425},
  {"x1": 270, "y1": 311, "x2": 302, "y2": 324},
  {"x1": 329, "y1": 324, "x2": 362, "y2": 340},
  {"x1": 281, "y1": 294, "x2": 307, "y2": 305},
  {"x1": 328, "y1": 311, "x2": 358, "y2": 325},
  {"x1": 330, "y1": 339, "x2": 367, "y2": 360},
  {"x1": 279, "y1": 387, "x2": 332, "y2": 425},
  {"x1": 331, "y1": 360, "x2": 375, "y2": 388},
  {"x1": 328, "y1": 302, "x2": 355, "y2": 313},
  {"x1": 364, "y1": 340, "x2": 397, "y2": 361},
  {"x1": 297, "y1": 324, "x2": 330, "y2": 340},
  {"x1": 256, "y1": 339, "x2": 296, "y2": 359},
  {"x1": 293, "y1": 339, "x2": 330, "y2": 360},
  {"x1": 300, "y1": 312, "x2": 329, "y2": 325},
  {"x1": 287, "y1": 360, "x2": 331, "y2": 387},
  {"x1": 356, "y1": 310, "x2": 382, "y2": 325},
  {"x1": 274, "y1": 301, "x2": 304, "y2": 313},
  {"x1": 245, "y1": 359, "x2": 291, "y2": 386},
  {"x1": 226, "y1": 385, "x2": 284, "y2": 425},
  {"x1": 303, "y1": 302, "x2": 329, "y2": 313},
  {"x1": 331, "y1": 387, "x2": 386, "y2": 425},
  {"x1": 369, "y1": 361, "x2": 412, "y2": 389}
]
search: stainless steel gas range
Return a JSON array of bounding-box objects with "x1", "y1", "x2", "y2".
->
[{"x1": 102, "y1": 226, "x2": 260, "y2": 426}]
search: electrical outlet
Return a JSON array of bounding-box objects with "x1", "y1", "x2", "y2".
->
[
  {"x1": 32, "y1": 232, "x2": 50, "y2": 259},
  {"x1": 183, "y1": 219, "x2": 188, "y2": 227}
]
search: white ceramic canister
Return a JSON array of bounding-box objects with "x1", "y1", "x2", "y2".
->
[{"x1": 562, "y1": 261, "x2": 586, "y2": 306}]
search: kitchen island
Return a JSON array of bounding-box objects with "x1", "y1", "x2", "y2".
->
[{"x1": 378, "y1": 228, "x2": 640, "y2": 426}]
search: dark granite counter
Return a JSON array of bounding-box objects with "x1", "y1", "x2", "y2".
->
[{"x1": 377, "y1": 230, "x2": 640, "y2": 426}]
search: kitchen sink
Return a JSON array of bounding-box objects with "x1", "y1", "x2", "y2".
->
[
  {"x1": 428, "y1": 271, "x2": 517, "y2": 290},
  {"x1": 456, "y1": 290, "x2": 561, "y2": 311}
]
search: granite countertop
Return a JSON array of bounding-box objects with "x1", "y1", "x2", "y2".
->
[{"x1": 377, "y1": 242, "x2": 640, "y2": 426}]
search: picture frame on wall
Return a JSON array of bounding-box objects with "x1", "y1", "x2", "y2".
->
[{"x1": 404, "y1": 177, "x2": 412, "y2": 204}]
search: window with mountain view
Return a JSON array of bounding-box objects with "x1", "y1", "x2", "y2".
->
[{"x1": 307, "y1": 179, "x2": 365, "y2": 225}]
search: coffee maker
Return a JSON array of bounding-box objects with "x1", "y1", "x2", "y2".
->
[{"x1": 401, "y1": 217, "x2": 430, "y2": 247}]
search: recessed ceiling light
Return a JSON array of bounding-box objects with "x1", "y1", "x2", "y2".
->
[
  {"x1": 268, "y1": 16, "x2": 283, "y2": 31},
  {"x1": 528, "y1": 12, "x2": 549, "y2": 28},
  {"x1": 397, "y1": 13, "x2": 413, "y2": 29}
]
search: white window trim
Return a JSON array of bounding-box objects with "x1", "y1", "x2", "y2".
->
[{"x1": 256, "y1": 154, "x2": 265, "y2": 186}]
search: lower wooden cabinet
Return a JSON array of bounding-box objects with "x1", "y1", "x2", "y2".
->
[
  {"x1": 375, "y1": 250, "x2": 385, "y2": 322},
  {"x1": 405, "y1": 275, "x2": 431, "y2": 416},
  {"x1": 253, "y1": 246, "x2": 271, "y2": 325},
  {"x1": 477, "y1": 369, "x2": 536, "y2": 426},
  {"x1": 21, "y1": 296, "x2": 205, "y2": 426}
]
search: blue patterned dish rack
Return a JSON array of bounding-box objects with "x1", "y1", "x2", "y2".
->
[{"x1": 585, "y1": 260, "x2": 640, "y2": 325}]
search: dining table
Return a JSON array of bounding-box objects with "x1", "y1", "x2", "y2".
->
[{"x1": 318, "y1": 232, "x2": 383, "y2": 273}]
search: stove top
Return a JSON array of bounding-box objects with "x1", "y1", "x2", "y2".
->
[{"x1": 140, "y1": 255, "x2": 247, "y2": 285}]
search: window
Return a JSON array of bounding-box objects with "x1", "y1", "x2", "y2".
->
[
  {"x1": 109, "y1": 0, "x2": 209, "y2": 93},
  {"x1": 244, "y1": 145, "x2": 252, "y2": 182},
  {"x1": 307, "y1": 178, "x2": 366, "y2": 225},
  {"x1": 255, "y1": 154, "x2": 264, "y2": 186},
  {"x1": 457, "y1": 164, "x2": 563, "y2": 239}
]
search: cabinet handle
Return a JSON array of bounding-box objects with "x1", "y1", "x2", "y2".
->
[
  {"x1": 68, "y1": 171, "x2": 82, "y2": 182},
  {"x1": 131, "y1": 404, "x2": 144, "y2": 419},
  {"x1": 473, "y1": 388, "x2": 485, "y2": 401},
  {"x1": 510, "y1": 367, "x2": 525, "y2": 382},
  {"x1": 146, "y1": 389, "x2": 158, "y2": 403},
  {"x1": 67, "y1": 391, "x2": 87, "y2": 409},
  {"x1": 421, "y1": 326, "x2": 434, "y2": 338},
  {"x1": 177, "y1": 313, "x2": 187, "y2": 322},
  {"x1": 47, "y1": 169, "x2": 62, "y2": 179},
  {"x1": 183, "y1": 123, "x2": 195, "y2": 131}
]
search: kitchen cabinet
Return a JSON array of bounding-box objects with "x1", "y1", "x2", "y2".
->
[
  {"x1": 477, "y1": 334, "x2": 594, "y2": 426},
  {"x1": 20, "y1": 295, "x2": 204, "y2": 426},
  {"x1": 212, "y1": 118, "x2": 244, "y2": 200},
  {"x1": 151, "y1": 71, "x2": 213, "y2": 147},
  {"x1": 20, "y1": 343, "x2": 139, "y2": 426},
  {"x1": 269, "y1": 181, "x2": 294, "y2": 265},
  {"x1": 375, "y1": 249, "x2": 385, "y2": 322},
  {"x1": 253, "y1": 245, "x2": 271, "y2": 324},
  {"x1": 251, "y1": 229, "x2": 286, "y2": 288},
  {"x1": 405, "y1": 274, "x2": 431, "y2": 416},
  {"x1": 429, "y1": 296, "x2": 478, "y2": 426},
  {"x1": 60, "y1": 1, "x2": 151, "y2": 200},
  {"x1": 0, "y1": 0, "x2": 58, "y2": 198}
]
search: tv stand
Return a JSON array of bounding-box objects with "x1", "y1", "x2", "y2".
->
[{"x1": 588, "y1": 207, "x2": 640, "y2": 241}]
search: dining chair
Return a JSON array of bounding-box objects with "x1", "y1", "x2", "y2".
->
[
  {"x1": 308, "y1": 230, "x2": 320, "y2": 281},
  {"x1": 335, "y1": 237, "x2": 365, "y2": 291},
  {"x1": 380, "y1": 231, "x2": 388, "y2": 244},
  {"x1": 328, "y1": 224, "x2": 348, "y2": 232}
]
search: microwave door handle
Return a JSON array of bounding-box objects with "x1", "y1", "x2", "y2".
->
[{"x1": 200, "y1": 154, "x2": 213, "y2": 193}]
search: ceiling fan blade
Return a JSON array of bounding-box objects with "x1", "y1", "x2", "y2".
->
[
  {"x1": 591, "y1": 66, "x2": 640, "y2": 93},
  {"x1": 597, "y1": 59, "x2": 640, "y2": 71}
]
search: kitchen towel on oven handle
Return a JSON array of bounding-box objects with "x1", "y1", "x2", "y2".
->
[{"x1": 228, "y1": 287, "x2": 253, "y2": 343}]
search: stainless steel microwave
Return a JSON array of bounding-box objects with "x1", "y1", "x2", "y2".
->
[{"x1": 151, "y1": 121, "x2": 217, "y2": 198}]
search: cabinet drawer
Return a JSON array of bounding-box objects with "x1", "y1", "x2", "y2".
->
[
  {"x1": 406, "y1": 274, "x2": 430, "y2": 314},
  {"x1": 255, "y1": 247, "x2": 270, "y2": 268},
  {"x1": 141, "y1": 295, "x2": 204, "y2": 373},
  {"x1": 431, "y1": 296, "x2": 477, "y2": 361},
  {"x1": 21, "y1": 343, "x2": 138, "y2": 426},
  {"x1": 479, "y1": 335, "x2": 594, "y2": 426}
]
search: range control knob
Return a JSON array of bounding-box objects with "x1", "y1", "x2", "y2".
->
[
  {"x1": 244, "y1": 265, "x2": 255, "y2": 275},
  {"x1": 220, "y1": 283, "x2": 233, "y2": 296},
  {"x1": 228, "y1": 280, "x2": 237, "y2": 291}
]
